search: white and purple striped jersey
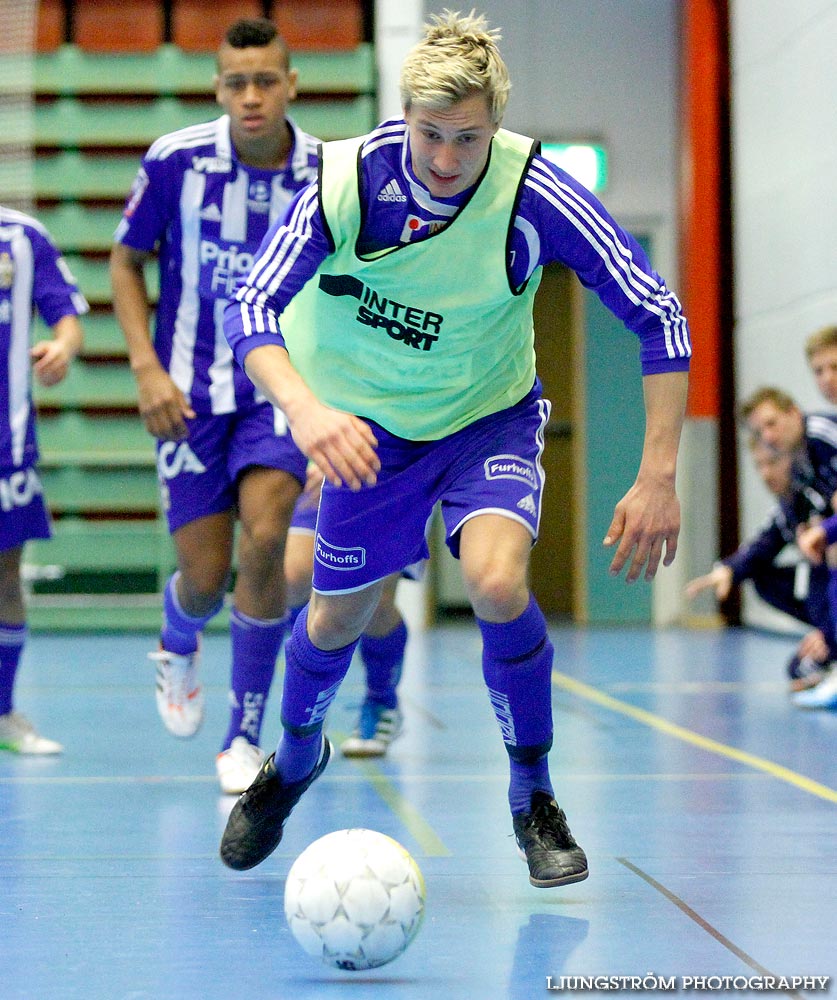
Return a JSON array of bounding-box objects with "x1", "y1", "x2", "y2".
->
[
  {"x1": 114, "y1": 114, "x2": 318, "y2": 415},
  {"x1": 226, "y1": 119, "x2": 691, "y2": 379},
  {"x1": 0, "y1": 206, "x2": 88, "y2": 468}
]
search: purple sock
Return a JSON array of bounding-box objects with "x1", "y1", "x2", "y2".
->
[
  {"x1": 275, "y1": 605, "x2": 358, "y2": 783},
  {"x1": 358, "y1": 619, "x2": 407, "y2": 709},
  {"x1": 0, "y1": 623, "x2": 26, "y2": 716},
  {"x1": 286, "y1": 603, "x2": 307, "y2": 633},
  {"x1": 160, "y1": 573, "x2": 222, "y2": 655},
  {"x1": 221, "y1": 608, "x2": 286, "y2": 752},
  {"x1": 476, "y1": 595, "x2": 555, "y2": 815}
]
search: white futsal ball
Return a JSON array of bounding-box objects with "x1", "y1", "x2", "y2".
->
[{"x1": 284, "y1": 828, "x2": 426, "y2": 971}]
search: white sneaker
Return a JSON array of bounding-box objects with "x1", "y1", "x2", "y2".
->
[
  {"x1": 0, "y1": 711, "x2": 64, "y2": 755},
  {"x1": 791, "y1": 668, "x2": 837, "y2": 710},
  {"x1": 340, "y1": 701, "x2": 403, "y2": 758},
  {"x1": 216, "y1": 736, "x2": 265, "y2": 794},
  {"x1": 149, "y1": 647, "x2": 204, "y2": 738}
]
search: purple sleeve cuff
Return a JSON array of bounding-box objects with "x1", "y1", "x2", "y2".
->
[
  {"x1": 639, "y1": 356, "x2": 691, "y2": 377},
  {"x1": 233, "y1": 331, "x2": 286, "y2": 370},
  {"x1": 822, "y1": 515, "x2": 837, "y2": 546}
]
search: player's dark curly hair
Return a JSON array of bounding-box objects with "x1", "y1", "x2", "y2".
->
[{"x1": 220, "y1": 18, "x2": 290, "y2": 69}]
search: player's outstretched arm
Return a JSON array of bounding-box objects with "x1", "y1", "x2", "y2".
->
[
  {"x1": 244, "y1": 343, "x2": 380, "y2": 491},
  {"x1": 685, "y1": 563, "x2": 733, "y2": 601},
  {"x1": 604, "y1": 371, "x2": 688, "y2": 583}
]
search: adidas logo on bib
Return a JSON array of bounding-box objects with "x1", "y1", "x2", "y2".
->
[{"x1": 377, "y1": 179, "x2": 407, "y2": 203}]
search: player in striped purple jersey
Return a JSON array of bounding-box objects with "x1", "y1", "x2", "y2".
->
[
  {"x1": 220, "y1": 11, "x2": 690, "y2": 886},
  {"x1": 0, "y1": 206, "x2": 87, "y2": 754},
  {"x1": 112, "y1": 19, "x2": 412, "y2": 791},
  {"x1": 110, "y1": 19, "x2": 320, "y2": 795}
]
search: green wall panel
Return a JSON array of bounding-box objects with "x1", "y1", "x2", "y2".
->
[{"x1": 581, "y1": 236, "x2": 653, "y2": 624}]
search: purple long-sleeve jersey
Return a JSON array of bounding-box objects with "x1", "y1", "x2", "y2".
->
[
  {"x1": 0, "y1": 206, "x2": 88, "y2": 468},
  {"x1": 225, "y1": 120, "x2": 691, "y2": 381}
]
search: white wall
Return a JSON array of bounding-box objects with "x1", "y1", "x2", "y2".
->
[
  {"x1": 731, "y1": 0, "x2": 837, "y2": 628},
  {"x1": 449, "y1": 0, "x2": 681, "y2": 271}
]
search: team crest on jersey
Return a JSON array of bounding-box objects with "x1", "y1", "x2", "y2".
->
[
  {"x1": 399, "y1": 215, "x2": 446, "y2": 243},
  {"x1": 248, "y1": 180, "x2": 271, "y2": 213},
  {"x1": 0, "y1": 252, "x2": 15, "y2": 288},
  {"x1": 377, "y1": 179, "x2": 407, "y2": 203}
]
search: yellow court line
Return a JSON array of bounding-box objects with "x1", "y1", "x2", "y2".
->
[
  {"x1": 351, "y1": 759, "x2": 451, "y2": 857},
  {"x1": 331, "y1": 730, "x2": 450, "y2": 857},
  {"x1": 552, "y1": 670, "x2": 837, "y2": 804}
]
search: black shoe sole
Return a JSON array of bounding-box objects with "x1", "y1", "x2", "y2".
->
[
  {"x1": 515, "y1": 844, "x2": 589, "y2": 888},
  {"x1": 528, "y1": 867, "x2": 589, "y2": 889}
]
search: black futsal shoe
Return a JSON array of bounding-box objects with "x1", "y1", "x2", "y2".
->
[
  {"x1": 513, "y1": 791, "x2": 589, "y2": 888},
  {"x1": 220, "y1": 739, "x2": 332, "y2": 871}
]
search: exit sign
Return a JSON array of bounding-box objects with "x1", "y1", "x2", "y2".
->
[{"x1": 540, "y1": 142, "x2": 608, "y2": 193}]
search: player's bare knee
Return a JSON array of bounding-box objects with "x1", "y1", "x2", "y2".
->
[
  {"x1": 305, "y1": 604, "x2": 359, "y2": 649},
  {"x1": 465, "y1": 567, "x2": 527, "y2": 621},
  {"x1": 306, "y1": 591, "x2": 379, "y2": 650},
  {"x1": 178, "y1": 567, "x2": 230, "y2": 614}
]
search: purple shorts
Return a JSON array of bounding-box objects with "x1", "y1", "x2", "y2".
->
[
  {"x1": 312, "y1": 384, "x2": 550, "y2": 594},
  {"x1": 156, "y1": 402, "x2": 308, "y2": 533},
  {"x1": 289, "y1": 487, "x2": 319, "y2": 535},
  {"x1": 0, "y1": 464, "x2": 52, "y2": 552}
]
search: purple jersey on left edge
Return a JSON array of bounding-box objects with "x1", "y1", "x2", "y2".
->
[
  {"x1": 114, "y1": 114, "x2": 318, "y2": 415},
  {"x1": 0, "y1": 205, "x2": 89, "y2": 468}
]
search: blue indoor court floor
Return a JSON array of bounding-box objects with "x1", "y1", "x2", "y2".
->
[{"x1": 1, "y1": 620, "x2": 835, "y2": 999}]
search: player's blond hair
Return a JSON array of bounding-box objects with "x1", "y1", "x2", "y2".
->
[
  {"x1": 399, "y1": 9, "x2": 510, "y2": 126},
  {"x1": 805, "y1": 324, "x2": 837, "y2": 360}
]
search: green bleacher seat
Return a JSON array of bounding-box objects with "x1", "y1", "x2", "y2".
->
[
  {"x1": 26, "y1": 518, "x2": 169, "y2": 573},
  {"x1": 34, "y1": 359, "x2": 137, "y2": 409},
  {"x1": 34, "y1": 44, "x2": 375, "y2": 97},
  {"x1": 62, "y1": 258, "x2": 114, "y2": 304},
  {"x1": 288, "y1": 96, "x2": 378, "y2": 140},
  {"x1": 35, "y1": 151, "x2": 139, "y2": 200},
  {"x1": 77, "y1": 312, "x2": 131, "y2": 357},
  {"x1": 56, "y1": 259, "x2": 158, "y2": 310},
  {"x1": 38, "y1": 411, "x2": 154, "y2": 466},
  {"x1": 35, "y1": 95, "x2": 376, "y2": 149},
  {"x1": 35, "y1": 312, "x2": 132, "y2": 359},
  {"x1": 35, "y1": 203, "x2": 123, "y2": 253},
  {"x1": 39, "y1": 467, "x2": 160, "y2": 514},
  {"x1": 35, "y1": 97, "x2": 220, "y2": 150}
]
